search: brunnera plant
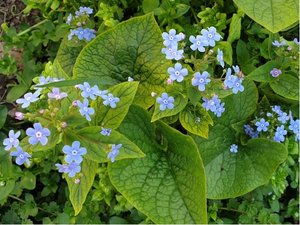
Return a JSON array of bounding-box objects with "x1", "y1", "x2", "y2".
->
[{"x1": 1, "y1": 10, "x2": 299, "y2": 223}]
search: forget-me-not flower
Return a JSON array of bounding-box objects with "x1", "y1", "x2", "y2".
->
[
  {"x1": 232, "y1": 65, "x2": 240, "y2": 74},
  {"x1": 156, "y1": 93, "x2": 174, "y2": 111},
  {"x1": 244, "y1": 124, "x2": 259, "y2": 138},
  {"x1": 56, "y1": 162, "x2": 81, "y2": 178},
  {"x1": 3, "y1": 130, "x2": 21, "y2": 150},
  {"x1": 108, "y1": 144, "x2": 122, "y2": 162},
  {"x1": 192, "y1": 71, "x2": 211, "y2": 91},
  {"x1": 189, "y1": 35, "x2": 208, "y2": 52},
  {"x1": 63, "y1": 141, "x2": 87, "y2": 164},
  {"x1": 200, "y1": 27, "x2": 222, "y2": 47},
  {"x1": 162, "y1": 46, "x2": 184, "y2": 60},
  {"x1": 66, "y1": 13, "x2": 72, "y2": 25},
  {"x1": 26, "y1": 123, "x2": 51, "y2": 146},
  {"x1": 273, "y1": 125, "x2": 287, "y2": 142},
  {"x1": 231, "y1": 77, "x2": 244, "y2": 94},
  {"x1": 10, "y1": 147, "x2": 31, "y2": 166},
  {"x1": 77, "y1": 99, "x2": 95, "y2": 121},
  {"x1": 217, "y1": 48, "x2": 224, "y2": 67},
  {"x1": 272, "y1": 40, "x2": 286, "y2": 47},
  {"x1": 162, "y1": 29, "x2": 181, "y2": 47},
  {"x1": 75, "y1": 6, "x2": 93, "y2": 17},
  {"x1": 16, "y1": 90, "x2": 41, "y2": 108},
  {"x1": 270, "y1": 68, "x2": 282, "y2": 77},
  {"x1": 48, "y1": 88, "x2": 68, "y2": 100},
  {"x1": 230, "y1": 144, "x2": 238, "y2": 153},
  {"x1": 101, "y1": 127, "x2": 112, "y2": 136},
  {"x1": 255, "y1": 118, "x2": 269, "y2": 132},
  {"x1": 167, "y1": 63, "x2": 188, "y2": 82},
  {"x1": 277, "y1": 112, "x2": 289, "y2": 124},
  {"x1": 202, "y1": 95, "x2": 225, "y2": 117},
  {"x1": 77, "y1": 82, "x2": 99, "y2": 100},
  {"x1": 102, "y1": 93, "x2": 120, "y2": 108}
]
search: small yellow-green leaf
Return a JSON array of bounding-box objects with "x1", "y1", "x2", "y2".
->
[{"x1": 270, "y1": 74, "x2": 299, "y2": 100}]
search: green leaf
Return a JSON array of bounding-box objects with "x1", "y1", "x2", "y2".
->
[
  {"x1": 270, "y1": 74, "x2": 299, "y2": 100},
  {"x1": 56, "y1": 38, "x2": 83, "y2": 76},
  {"x1": 247, "y1": 61, "x2": 281, "y2": 82},
  {"x1": 64, "y1": 126, "x2": 145, "y2": 163},
  {"x1": 0, "y1": 151, "x2": 15, "y2": 200},
  {"x1": 193, "y1": 127, "x2": 288, "y2": 199},
  {"x1": 20, "y1": 171, "x2": 36, "y2": 190},
  {"x1": 142, "y1": 0, "x2": 159, "y2": 13},
  {"x1": 6, "y1": 85, "x2": 29, "y2": 102},
  {"x1": 233, "y1": 0, "x2": 299, "y2": 33},
  {"x1": 95, "y1": 81, "x2": 139, "y2": 128},
  {"x1": 0, "y1": 105, "x2": 8, "y2": 129},
  {"x1": 217, "y1": 79, "x2": 258, "y2": 125},
  {"x1": 174, "y1": 4, "x2": 190, "y2": 18},
  {"x1": 151, "y1": 92, "x2": 188, "y2": 122},
  {"x1": 179, "y1": 104, "x2": 213, "y2": 138},
  {"x1": 227, "y1": 14, "x2": 241, "y2": 43},
  {"x1": 109, "y1": 105, "x2": 207, "y2": 224},
  {"x1": 73, "y1": 14, "x2": 170, "y2": 108},
  {"x1": 66, "y1": 159, "x2": 98, "y2": 215}
]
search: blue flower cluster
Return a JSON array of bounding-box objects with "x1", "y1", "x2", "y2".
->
[
  {"x1": 66, "y1": 6, "x2": 96, "y2": 42},
  {"x1": 75, "y1": 82, "x2": 120, "y2": 121},
  {"x1": 189, "y1": 27, "x2": 222, "y2": 52},
  {"x1": 244, "y1": 105, "x2": 299, "y2": 143},
  {"x1": 3, "y1": 123, "x2": 51, "y2": 166},
  {"x1": 224, "y1": 66, "x2": 244, "y2": 94},
  {"x1": 161, "y1": 29, "x2": 185, "y2": 60},
  {"x1": 56, "y1": 141, "x2": 87, "y2": 178},
  {"x1": 202, "y1": 95, "x2": 225, "y2": 117}
]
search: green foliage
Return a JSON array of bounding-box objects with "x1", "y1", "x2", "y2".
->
[
  {"x1": 109, "y1": 105, "x2": 207, "y2": 224},
  {"x1": 233, "y1": 0, "x2": 299, "y2": 33}
]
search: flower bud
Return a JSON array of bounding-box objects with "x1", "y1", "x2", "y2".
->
[{"x1": 15, "y1": 112, "x2": 24, "y2": 120}]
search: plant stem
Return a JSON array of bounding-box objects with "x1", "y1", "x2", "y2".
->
[
  {"x1": 8, "y1": 195, "x2": 57, "y2": 216},
  {"x1": 219, "y1": 207, "x2": 246, "y2": 214},
  {"x1": 17, "y1": 20, "x2": 48, "y2": 37},
  {"x1": 190, "y1": 7, "x2": 200, "y2": 25}
]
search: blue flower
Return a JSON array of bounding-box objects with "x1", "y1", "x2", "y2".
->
[
  {"x1": 289, "y1": 119, "x2": 299, "y2": 134},
  {"x1": 232, "y1": 65, "x2": 240, "y2": 74},
  {"x1": 189, "y1": 35, "x2": 208, "y2": 52},
  {"x1": 167, "y1": 63, "x2": 188, "y2": 82},
  {"x1": 3, "y1": 130, "x2": 21, "y2": 150},
  {"x1": 217, "y1": 48, "x2": 224, "y2": 67},
  {"x1": 272, "y1": 40, "x2": 286, "y2": 47},
  {"x1": 162, "y1": 46, "x2": 184, "y2": 60},
  {"x1": 77, "y1": 99, "x2": 95, "y2": 121},
  {"x1": 10, "y1": 147, "x2": 31, "y2": 166},
  {"x1": 255, "y1": 118, "x2": 269, "y2": 132},
  {"x1": 162, "y1": 29, "x2": 182, "y2": 47},
  {"x1": 34, "y1": 75, "x2": 51, "y2": 90},
  {"x1": 277, "y1": 112, "x2": 289, "y2": 124},
  {"x1": 77, "y1": 82, "x2": 100, "y2": 100},
  {"x1": 26, "y1": 123, "x2": 50, "y2": 146},
  {"x1": 48, "y1": 88, "x2": 68, "y2": 100},
  {"x1": 192, "y1": 71, "x2": 211, "y2": 91},
  {"x1": 200, "y1": 27, "x2": 222, "y2": 47},
  {"x1": 16, "y1": 90, "x2": 41, "y2": 108},
  {"x1": 102, "y1": 93, "x2": 120, "y2": 108},
  {"x1": 229, "y1": 144, "x2": 238, "y2": 153},
  {"x1": 56, "y1": 162, "x2": 81, "y2": 178},
  {"x1": 66, "y1": 13, "x2": 72, "y2": 25},
  {"x1": 293, "y1": 38, "x2": 299, "y2": 45},
  {"x1": 108, "y1": 144, "x2": 122, "y2": 162},
  {"x1": 202, "y1": 95, "x2": 225, "y2": 117},
  {"x1": 63, "y1": 141, "x2": 87, "y2": 164},
  {"x1": 231, "y1": 77, "x2": 244, "y2": 94},
  {"x1": 68, "y1": 29, "x2": 77, "y2": 40},
  {"x1": 270, "y1": 68, "x2": 282, "y2": 77},
  {"x1": 101, "y1": 127, "x2": 112, "y2": 136},
  {"x1": 244, "y1": 124, "x2": 259, "y2": 138},
  {"x1": 76, "y1": 27, "x2": 96, "y2": 41},
  {"x1": 95, "y1": 89, "x2": 108, "y2": 99},
  {"x1": 273, "y1": 125, "x2": 287, "y2": 142},
  {"x1": 271, "y1": 105, "x2": 282, "y2": 115},
  {"x1": 75, "y1": 6, "x2": 93, "y2": 17},
  {"x1": 156, "y1": 93, "x2": 174, "y2": 111}
]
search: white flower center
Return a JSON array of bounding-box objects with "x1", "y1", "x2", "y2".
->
[
  {"x1": 36, "y1": 131, "x2": 42, "y2": 138},
  {"x1": 19, "y1": 154, "x2": 24, "y2": 159},
  {"x1": 170, "y1": 36, "x2": 174, "y2": 40},
  {"x1": 86, "y1": 88, "x2": 90, "y2": 92},
  {"x1": 175, "y1": 71, "x2": 180, "y2": 76},
  {"x1": 83, "y1": 107, "x2": 88, "y2": 112},
  {"x1": 163, "y1": 99, "x2": 168, "y2": 104},
  {"x1": 196, "y1": 41, "x2": 201, "y2": 45},
  {"x1": 72, "y1": 150, "x2": 78, "y2": 155},
  {"x1": 55, "y1": 94, "x2": 61, "y2": 99},
  {"x1": 108, "y1": 97, "x2": 113, "y2": 102},
  {"x1": 9, "y1": 138, "x2": 14, "y2": 142},
  {"x1": 199, "y1": 78, "x2": 204, "y2": 83},
  {"x1": 208, "y1": 33, "x2": 213, "y2": 38}
]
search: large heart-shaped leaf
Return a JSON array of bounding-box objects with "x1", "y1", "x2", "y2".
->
[
  {"x1": 233, "y1": 0, "x2": 299, "y2": 33},
  {"x1": 192, "y1": 79, "x2": 287, "y2": 198},
  {"x1": 108, "y1": 105, "x2": 207, "y2": 224},
  {"x1": 73, "y1": 14, "x2": 170, "y2": 108}
]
